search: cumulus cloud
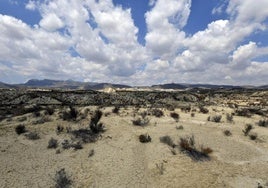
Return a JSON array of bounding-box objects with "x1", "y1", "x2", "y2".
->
[
  {"x1": 0, "y1": 0, "x2": 268, "y2": 85},
  {"x1": 25, "y1": 0, "x2": 37, "y2": 11},
  {"x1": 39, "y1": 13, "x2": 64, "y2": 31},
  {"x1": 145, "y1": 0, "x2": 191, "y2": 59}
]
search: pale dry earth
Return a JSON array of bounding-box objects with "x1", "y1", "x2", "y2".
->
[{"x1": 0, "y1": 103, "x2": 268, "y2": 188}]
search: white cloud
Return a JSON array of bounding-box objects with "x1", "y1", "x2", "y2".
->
[
  {"x1": 39, "y1": 13, "x2": 64, "y2": 31},
  {"x1": 25, "y1": 0, "x2": 37, "y2": 11},
  {"x1": 145, "y1": 0, "x2": 191, "y2": 59},
  {"x1": 1, "y1": 0, "x2": 268, "y2": 85}
]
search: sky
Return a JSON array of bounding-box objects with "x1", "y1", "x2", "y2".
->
[{"x1": 0, "y1": 0, "x2": 268, "y2": 85}]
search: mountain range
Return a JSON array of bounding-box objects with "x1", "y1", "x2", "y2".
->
[{"x1": 0, "y1": 79, "x2": 267, "y2": 90}]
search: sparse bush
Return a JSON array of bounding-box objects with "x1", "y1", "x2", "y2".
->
[
  {"x1": 179, "y1": 135, "x2": 212, "y2": 161},
  {"x1": 139, "y1": 134, "x2": 151, "y2": 143},
  {"x1": 258, "y1": 119, "x2": 268, "y2": 127},
  {"x1": 166, "y1": 105, "x2": 175, "y2": 111},
  {"x1": 226, "y1": 113, "x2": 233, "y2": 122},
  {"x1": 32, "y1": 116, "x2": 51, "y2": 125},
  {"x1": 15, "y1": 124, "x2": 27, "y2": 135},
  {"x1": 181, "y1": 106, "x2": 191, "y2": 113},
  {"x1": 62, "y1": 139, "x2": 72, "y2": 149},
  {"x1": 62, "y1": 106, "x2": 78, "y2": 121},
  {"x1": 160, "y1": 135, "x2": 175, "y2": 148},
  {"x1": 33, "y1": 111, "x2": 41, "y2": 117},
  {"x1": 211, "y1": 115, "x2": 222, "y2": 123},
  {"x1": 88, "y1": 149, "x2": 95, "y2": 157},
  {"x1": 223, "y1": 130, "x2": 232, "y2": 136},
  {"x1": 200, "y1": 146, "x2": 213, "y2": 155},
  {"x1": 249, "y1": 133, "x2": 257, "y2": 140},
  {"x1": 170, "y1": 112, "x2": 179, "y2": 122},
  {"x1": 72, "y1": 141, "x2": 83, "y2": 150},
  {"x1": 56, "y1": 125, "x2": 64, "y2": 134},
  {"x1": 199, "y1": 106, "x2": 209, "y2": 114},
  {"x1": 112, "y1": 106, "x2": 120, "y2": 114},
  {"x1": 54, "y1": 168, "x2": 72, "y2": 188},
  {"x1": 191, "y1": 113, "x2": 195, "y2": 117},
  {"x1": 151, "y1": 108, "x2": 164, "y2": 117},
  {"x1": 72, "y1": 129, "x2": 99, "y2": 143},
  {"x1": 132, "y1": 117, "x2": 150, "y2": 126},
  {"x1": 45, "y1": 107, "x2": 55, "y2": 115},
  {"x1": 243, "y1": 124, "x2": 253, "y2": 136},
  {"x1": 48, "y1": 138, "x2": 58, "y2": 149},
  {"x1": 176, "y1": 125, "x2": 184, "y2": 130},
  {"x1": 235, "y1": 108, "x2": 251, "y2": 117},
  {"x1": 89, "y1": 110, "x2": 105, "y2": 134},
  {"x1": 25, "y1": 132, "x2": 40, "y2": 140}
]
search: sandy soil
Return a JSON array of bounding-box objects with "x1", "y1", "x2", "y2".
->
[{"x1": 0, "y1": 106, "x2": 268, "y2": 188}]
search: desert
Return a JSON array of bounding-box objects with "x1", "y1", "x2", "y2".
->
[{"x1": 0, "y1": 87, "x2": 267, "y2": 188}]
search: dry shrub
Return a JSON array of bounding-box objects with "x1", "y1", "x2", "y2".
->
[
  {"x1": 223, "y1": 130, "x2": 232, "y2": 136},
  {"x1": 15, "y1": 124, "x2": 27, "y2": 135},
  {"x1": 170, "y1": 112, "x2": 179, "y2": 122},
  {"x1": 48, "y1": 138, "x2": 58, "y2": 149},
  {"x1": 160, "y1": 135, "x2": 175, "y2": 148},
  {"x1": 226, "y1": 113, "x2": 233, "y2": 122},
  {"x1": 54, "y1": 168, "x2": 72, "y2": 188},
  {"x1": 258, "y1": 119, "x2": 268, "y2": 127},
  {"x1": 151, "y1": 108, "x2": 164, "y2": 117},
  {"x1": 243, "y1": 124, "x2": 253, "y2": 136},
  {"x1": 199, "y1": 106, "x2": 209, "y2": 114},
  {"x1": 132, "y1": 116, "x2": 150, "y2": 126},
  {"x1": 139, "y1": 134, "x2": 151, "y2": 143},
  {"x1": 25, "y1": 132, "x2": 40, "y2": 140},
  {"x1": 179, "y1": 135, "x2": 212, "y2": 161}
]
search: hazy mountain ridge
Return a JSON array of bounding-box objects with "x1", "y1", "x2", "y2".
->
[{"x1": 0, "y1": 79, "x2": 267, "y2": 90}]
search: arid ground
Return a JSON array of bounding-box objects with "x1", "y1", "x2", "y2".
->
[{"x1": 0, "y1": 88, "x2": 268, "y2": 187}]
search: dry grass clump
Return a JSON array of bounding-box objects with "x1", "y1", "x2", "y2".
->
[
  {"x1": 179, "y1": 135, "x2": 212, "y2": 161},
  {"x1": 71, "y1": 110, "x2": 105, "y2": 144},
  {"x1": 15, "y1": 124, "x2": 27, "y2": 135},
  {"x1": 44, "y1": 106, "x2": 55, "y2": 115},
  {"x1": 112, "y1": 106, "x2": 120, "y2": 114},
  {"x1": 258, "y1": 119, "x2": 268, "y2": 127},
  {"x1": 223, "y1": 130, "x2": 232, "y2": 136},
  {"x1": 56, "y1": 125, "x2": 64, "y2": 134},
  {"x1": 170, "y1": 112, "x2": 179, "y2": 122},
  {"x1": 54, "y1": 168, "x2": 72, "y2": 188},
  {"x1": 25, "y1": 132, "x2": 40, "y2": 140},
  {"x1": 210, "y1": 115, "x2": 222, "y2": 123},
  {"x1": 48, "y1": 138, "x2": 58, "y2": 149},
  {"x1": 61, "y1": 106, "x2": 78, "y2": 121},
  {"x1": 139, "y1": 134, "x2": 151, "y2": 143},
  {"x1": 181, "y1": 106, "x2": 191, "y2": 113},
  {"x1": 159, "y1": 135, "x2": 176, "y2": 148},
  {"x1": 151, "y1": 108, "x2": 164, "y2": 117},
  {"x1": 235, "y1": 108, "x2": 251, "y2": 117},
  {"x1": 243, "y1": 124, "x2": 253, "y2": 136},
  {"x1": 199, "y1": 106, "x2": 209, "y2": 114},
  {"x1": 249, "y1": 133, "x2": 258, "y2": 140},
  {"x1": 226, "y1": 113, "x2": 233, "y2": 122},
  {"x1": 132, "y1": 113, "x2": 150, "y2": 126}
]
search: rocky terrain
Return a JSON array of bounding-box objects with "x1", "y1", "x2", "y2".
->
[{"x1": 0, "y1": 88, "x2": 268, "y2": 187}]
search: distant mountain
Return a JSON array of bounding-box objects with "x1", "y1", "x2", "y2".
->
[
  {"x1": 258, "y1": 85, "x2": 268, "y2": 89},
  {"x1": 5, "y1": 79, "x2": 132, "y2": 90},
  {"x1": 0, "y1": 79, "x2": 267, "y2": 90},
  {"x1": 152, "y1": 83, "x2": 187, "y2": 89},
  {"x1": 84, "y1": 83, "x2": 132, "y2": 90},
  {"x1": 152, "y1": 83, "x2": 243, "y2": 89},
  {"x1": 0, "y1": 81, "x2": 16, "y2": 89}
]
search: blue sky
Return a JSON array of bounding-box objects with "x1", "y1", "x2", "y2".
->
[{"x1": 0, "y1": 0, "x2": 268, "y2": 85}]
